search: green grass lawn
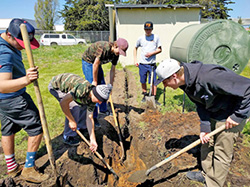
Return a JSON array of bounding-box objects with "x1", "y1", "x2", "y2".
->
[{"x1": 0, "y1": 45, "x2": 250, "y2": 169}]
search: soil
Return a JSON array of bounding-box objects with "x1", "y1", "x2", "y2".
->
[{"x1": 1, "y1": 69, "x2": 250, "y2": 187}]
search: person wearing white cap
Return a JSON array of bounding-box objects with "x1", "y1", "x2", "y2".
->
[
  {"x1": 156, "y1": 59, "x2": 250, "y2": 187},
  {"x1": 48, "y1": 73, "x2": 112, "y2": 148},
  {"x1": 0, "y1": 18, "x2": 49, "y2": 183}
]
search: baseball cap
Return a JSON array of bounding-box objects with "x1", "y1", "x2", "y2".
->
[
  {"x1": 144, "y1": 21, "x2": 153, "y2": 30},
  {"x1": 117, "y1": 38, "x2": 128, "y2": 56},
  {"x1": 8, "y1": 18, "x2": 39, "y2": 49},
  {"x1": 155, "y1": 59, "x2": 181, "y2": 85},
  {"x1": 92, "y1": 84, "x2": 113, "y2": 102}
]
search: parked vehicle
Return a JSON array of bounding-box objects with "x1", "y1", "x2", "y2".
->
[{"x1": 40, "y1": 33, "x2": 87, "y2": 46}]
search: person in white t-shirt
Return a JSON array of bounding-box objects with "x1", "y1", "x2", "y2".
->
[{"x1": 134, "y1": 21, "x2": 162, "y2": 105}]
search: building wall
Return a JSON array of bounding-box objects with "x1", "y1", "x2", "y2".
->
[{"x1": 115, "y1": 8, "x2": 201, "y2": 66}]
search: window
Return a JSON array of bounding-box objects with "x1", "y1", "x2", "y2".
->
[
  {"x1": 67, "y1": 35, "x2": 75, "y2": 39},
  {"x1": 62, "y1": 35, "x2": 66, "y2": 39}
]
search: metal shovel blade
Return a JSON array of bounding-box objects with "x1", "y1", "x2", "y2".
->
[
  {"x1": 146, "y1": 66, "x2": 156, "y2": 109},
  {"x1": 128, "y1": 170, "x2": 148, "y2": 183},
  {"x1": 145, "y1": 96, "x2": 156, "y2": 109}
]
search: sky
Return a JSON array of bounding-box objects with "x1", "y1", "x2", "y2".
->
[{"x1": 0, "y1": 0, "x2": 249, "y2": 25}]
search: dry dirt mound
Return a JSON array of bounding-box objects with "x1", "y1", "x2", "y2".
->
[{"x1": 1, "y1": 69, "x2": 250, "y2": 187}]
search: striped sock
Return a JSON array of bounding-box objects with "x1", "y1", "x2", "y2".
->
[
  {"x1": 5, "y1": 154, "x2": 18, "y2": 172},
  {"x1": 25, "y1": 152, "x2": 36, "y2": 168}
]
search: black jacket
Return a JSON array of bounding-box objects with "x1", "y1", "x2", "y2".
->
[{"x1": 180, "y1": 61, "x2": 250, "y2": 132}]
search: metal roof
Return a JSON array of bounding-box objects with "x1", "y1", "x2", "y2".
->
[{"x1": 113, "y1": 4, "x2": 203, "y2": 9}]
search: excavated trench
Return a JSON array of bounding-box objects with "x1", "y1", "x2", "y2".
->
[{"x1": 1, "y1": 69, "x2": 250, "y2": 187}]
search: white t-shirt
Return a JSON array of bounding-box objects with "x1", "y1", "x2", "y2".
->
[{"x1": 135, "y1": 34, "x2": 161, "y2": 64}]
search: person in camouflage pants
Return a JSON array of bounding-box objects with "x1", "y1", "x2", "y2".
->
[
  {"x1": 82, "y1": 38, "x2": 128, "y2": 125},
  {"x1": 48, "y1": 73, "x2": 112, "y2": 148}
]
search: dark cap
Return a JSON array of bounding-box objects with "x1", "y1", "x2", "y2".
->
[
  {"x1": 144, "y1": 21, "x2": 153, "y2": 30},
  {"x1": 117, "y1": 38, "x2": 129, "y2": 56},
  {"x1": 8, "y1": 18, "x2": 39, "y2": 49}
]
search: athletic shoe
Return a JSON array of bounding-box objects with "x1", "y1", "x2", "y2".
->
[
  {"x1": 63, "y1": 136, "x2": 80, "y2": 146},
  {"x1": 99, "y1": 110, "x2": 113, "y2": 116},
  {"x1": 155, "y1": 98, "x2": 161, "y2": 106},
  {"x1": 186, "y1": 171, "x2": 206, "y2": 183},
  {"x1": 20, "y1": 166, "x2": 49, "y2": 183},
  {"x1": 141, "y1": 92, "x2": 148, "y2": 103},
  {"x1": 8, "y1": 164, "x2": 23, "y2": 178},
  {"x1": 94, "y1": 118, "x2": 101, "y2": 127}
]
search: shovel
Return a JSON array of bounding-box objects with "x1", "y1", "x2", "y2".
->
[
  {"x1": 128, "y1": 125, "x2": 226, "y2": 183},
  {"x1": 109, "y1": 94, "x2": 125, "y2": 161},
  {"x1": 76, "y1": 130, "x2": 119, "y2": 180},
  {"x1": 20, "y1": 24, "x2": 60, "y2": 182},
  {"x1": 145, "y1": 65, "x2": 156, "y2": 109}
]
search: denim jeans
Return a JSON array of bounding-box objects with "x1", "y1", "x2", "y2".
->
[{"x1": 82, "y1": 59, "x2": 107, "y2": 118}]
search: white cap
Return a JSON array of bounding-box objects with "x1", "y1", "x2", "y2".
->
[{"x1": 155, "y1": 59, "x2": 180, "y2": 85}]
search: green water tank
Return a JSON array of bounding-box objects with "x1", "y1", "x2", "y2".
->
[{"x1": 170, "y1": 19, "x2": 250, "y2": 74}]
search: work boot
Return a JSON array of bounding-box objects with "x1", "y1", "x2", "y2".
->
[
  {"x1": 186, "y1": 171, "x2": 206, "y2": 183},
  {"x1": 20, "y1": 166, "x2": 49, "y2": 183},
  {"x1": 141, "y1": 92, "x2": 148, "y2": 103},
  {"x1": 8, "y1": 164, "x2": 23, "y2": 178}
]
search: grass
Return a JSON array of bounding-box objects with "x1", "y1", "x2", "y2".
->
[{"x1": 0, "y1": 44, "x2": 250, "y2": 167}]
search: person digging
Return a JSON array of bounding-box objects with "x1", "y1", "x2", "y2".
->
[
  {"x1": 155, "y1": 59, "x2": 250, "y2": 187},
  {"x1": 48, "y1": 73, "x2": 112, "y2": 149}
]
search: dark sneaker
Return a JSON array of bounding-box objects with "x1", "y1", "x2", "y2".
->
[
  {"x1": 94, "y1": 118, "x2": 101, "y2": 127},
  {"x1": 186, "y1": 171, "x2": 206, "y2": 183},
  {"x1": 63, "y1": 136, "x2": 80, "y2": 146},
  {"x1": 8, "y1": 164, "x2": 23, "y2": 178},
  {"x1": 99, "y1": 110, "x2": 113, "y2": 116},
  {"x1": 141, "y1": 92, "x2": 148, "y2": 103},
  {"x1": 20, "y1": 166, "x2": 49, "y2": 183},
  {"x1": 155, "y1": 99, "x2": 161, "y2": 106}
]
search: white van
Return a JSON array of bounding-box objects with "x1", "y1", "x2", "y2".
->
[{"x1": 40, "y1": 33, "x2": 87, "y2": 46}]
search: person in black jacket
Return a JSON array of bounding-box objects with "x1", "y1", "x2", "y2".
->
[{"x1": 155, "y1": 59, "x2": 250, "y2": 187}]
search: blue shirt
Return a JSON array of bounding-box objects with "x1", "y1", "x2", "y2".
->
[{"x1": 0, "y1": 35, "x2": 26, "y2": 99}]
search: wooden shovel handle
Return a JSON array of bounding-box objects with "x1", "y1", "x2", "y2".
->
[
  {"x1": 146, "y1": 125, "x2": 226, "y2": 175},
  {"x1": 109, "y1": 94, "x2": 125, "y2": 160},
  {"x1": 20, "y1": 24, "x2": 57, "y2": 175},
  {"x1": 76, "y1": 130, "x2": 119, "y2": 179}
]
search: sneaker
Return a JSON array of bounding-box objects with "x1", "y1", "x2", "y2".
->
[
  {"x1": 94, "y1": 118, "x2": 101, "y2": 127},
  {"x1": 141, "y1": 92, "x2": 148, "y2": 103},
  {"x1": 186, "y1": 171, "x2": 206, "y2": 183},
  {"x1": 20, "y1": 166, "x2": 49, "y2": 183},
  {"x1": 155, "y1": 99, "x2": 161, "y2": 106},
  {"x1": 99, "y1": 110, "x2": 113, "y2": 116},
  {"x1": 63, "y1": 136, "x2": 80, "y2": 146},
  {"x1": 8, "y1": 164, "x2": 23, "y2": 178}
]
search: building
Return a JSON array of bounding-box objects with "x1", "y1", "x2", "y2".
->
[{"x1": 107, "y1": 4, "x2": 203, "y2": 66}]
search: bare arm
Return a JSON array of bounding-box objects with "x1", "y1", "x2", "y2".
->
[
  {"x1": 145, "y1": 46, "x2": 162, "y2": 58},
  {"x1": 0, "y1": 66, "x2": 39, "y2": 93},
  {"x1": 60, "y1": 93, "x2": 77, "y2": 131},
  {"x1": 92, "y1": 57, "x2": 101, "y2": 86},
  {"x1": 86, "y1": 110, "x2": 97, "y2": 152},
  {"x1": 109, "y1": 64, "x2": 116, "y2": 86},
  {"x1": 134, "y1": 47, "x2": 139, "y2": 67}
]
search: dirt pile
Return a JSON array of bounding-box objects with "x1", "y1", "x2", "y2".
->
[{"x1": 1, "y1": 69, "x2": 250, "y2": 187}]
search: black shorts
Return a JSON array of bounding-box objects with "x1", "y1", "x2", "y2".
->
[{"x1": 0, "y1": 92, "x2": 43, "y2": 136}]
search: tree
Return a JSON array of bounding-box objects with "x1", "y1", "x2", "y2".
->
[
  {"x1": 35, "y1": 0, "x2": 59, "y2": 30},
  {"x1": 60, "y1": 0, "x2": 113, "y2": 31}
]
